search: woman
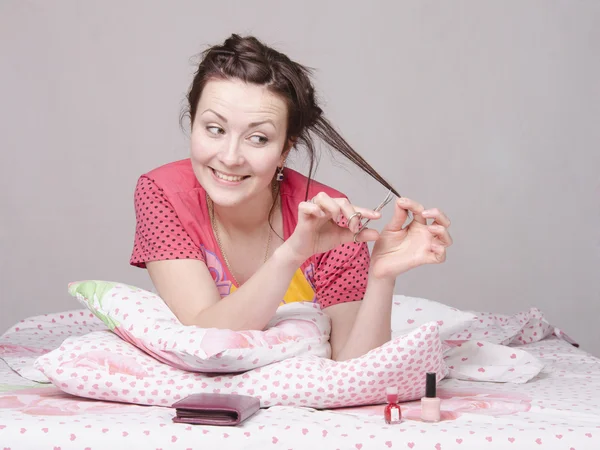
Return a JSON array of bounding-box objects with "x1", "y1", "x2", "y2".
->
[{"x1": 130, "y1": 34, "x2": 452, "y2": 361}]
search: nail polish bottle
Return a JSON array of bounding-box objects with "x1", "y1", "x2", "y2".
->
[
  {"x1": 384, "y1": 386, "x2": 402, "y2": 424},
  {"x1": 420, "y1": 372, "x2": 441, "y2": 422}
]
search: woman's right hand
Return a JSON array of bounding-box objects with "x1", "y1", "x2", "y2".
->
[{"x1": 284, "y1": 192, "x2": 382, "y2": 262}]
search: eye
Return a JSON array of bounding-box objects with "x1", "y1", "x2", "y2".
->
[
  {"x1": 249, "y1": 134, "x2": 268, "y2": 145},
  {"x1": 206, "y1": 126, "x2": 224, "y2": 136}
]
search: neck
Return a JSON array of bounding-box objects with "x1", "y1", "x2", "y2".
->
[{"x1": 211, "y1": 184, "x2": 278, "y2": 234}]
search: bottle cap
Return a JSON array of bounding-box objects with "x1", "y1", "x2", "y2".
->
[
  {"x1": 426, "y1": 372, "x2": 437, "y2": 398},
  {"x1": 386, "y1": 386, "x2": 398, "y2": 395}
]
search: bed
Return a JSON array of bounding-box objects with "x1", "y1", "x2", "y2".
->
[{"x1": 1, "y1": 305, "x2": 599, "y2": 449}]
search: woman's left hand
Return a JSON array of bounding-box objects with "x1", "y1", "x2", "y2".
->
[{"x1": 368, "y1": 197, "x2": 452, "y2": 280}]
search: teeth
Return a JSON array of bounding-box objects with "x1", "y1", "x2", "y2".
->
[{"x1": 214, "y1": 170, "x2": 244, "y2": 182}]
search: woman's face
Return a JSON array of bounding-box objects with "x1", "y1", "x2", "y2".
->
[{"x1": 190, "y1": 78, "x2": 289, "y2": 207}]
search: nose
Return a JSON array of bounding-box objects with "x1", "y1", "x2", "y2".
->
[{"x1": 218, "y1": 136, "x2": 244, "y2": 167}]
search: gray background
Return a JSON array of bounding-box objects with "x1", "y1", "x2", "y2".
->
[{"x1": 1, "y1": 1, "x2": 599, "y2": 354}]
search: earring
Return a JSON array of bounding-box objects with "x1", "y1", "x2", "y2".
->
[{"x1": 276, "y1": 166, "x2": 284, "y2": 182}]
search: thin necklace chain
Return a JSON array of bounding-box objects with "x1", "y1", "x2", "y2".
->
[{"x1": 207, "y1": 193, "x2": 275, "y2": 286}]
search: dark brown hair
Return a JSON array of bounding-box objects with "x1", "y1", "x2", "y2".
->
[{"x1": 180, "y1": 34, "x2": 399, "y2": 202}]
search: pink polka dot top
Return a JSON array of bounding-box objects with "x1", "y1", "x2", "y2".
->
[{"x1": 130, "y1": 159, "x2": 370, "y2": 308}]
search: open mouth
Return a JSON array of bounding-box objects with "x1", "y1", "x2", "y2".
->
[{"x1": 211, "y1": 168, "x2": 250, "y2": 183}]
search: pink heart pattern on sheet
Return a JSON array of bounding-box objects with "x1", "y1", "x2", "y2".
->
[
  {"x1": 0, "y1": 309, "x2": 106, "y2": 383},
  {"x1": 34, "y1": 323, "x2": 447, "y2": 409},
  {"x1": 1, "y1": 311, "x2": 597, "y2": 450}
]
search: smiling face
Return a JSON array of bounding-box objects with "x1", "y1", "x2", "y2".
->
[{"x1": 190, "y1": 78, "x2": 290, "y2": 207}]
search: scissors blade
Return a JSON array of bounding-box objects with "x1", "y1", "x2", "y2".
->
[
  {"x1": 359, "y1": 190, "x2": 395, "y2": 229},
  {"x1": 357, "y1": 190, "x2": 414, "y2": 231}
]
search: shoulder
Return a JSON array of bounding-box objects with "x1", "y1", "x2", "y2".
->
[
  {"x1": 281, "y1": 168, "x2": 348, "y2": 201},
  {"x1": 137, "y1": 158, "x2": 201, "y2": 196}
]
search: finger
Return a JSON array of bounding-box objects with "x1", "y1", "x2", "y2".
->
[
  {"x1": 430, "y1": 244, "x2": 446, "y2": 263},
  {"x1": 333, "y1": 199, "x2": 382, "y2": 233},
  {"x1": 311, "y1": 192, "x2": 342, "y2": 222},
  {"x1": 386, "y1": 199, "x2": 410, "y2": 231},
  {"x1": 312, "y1": 194, "x2": 380, "y2": 232},
  {"x1": 396, "y1": 197, "x2": 426, "y2": 224},
  {"x1": 333, "y1": 198, "x2": 361, "y2": 233},
  {"x1": 428, "y1": 225, "x2": 453, "y2": 247},
  {"x1": 348, "y1": 206, "x2": 382, "y2": 221},
  {"x1": 348, "y1": 227, "x2": 380, "y2": 244},
  {"x1": 298, "y1": 201, "x2": 327, "y2": 219},
  {"x1": 422, "y1": 208, "x2": 451, "y2": 228}
]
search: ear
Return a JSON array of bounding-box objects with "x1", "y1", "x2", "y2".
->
[{"x1": 280, "y1": 138, "x2": 296, "y2": 166}]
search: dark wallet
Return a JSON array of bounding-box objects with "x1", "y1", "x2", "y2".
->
[{"x1": 172, "y1": 393, "x2": 260, "y2": 426}]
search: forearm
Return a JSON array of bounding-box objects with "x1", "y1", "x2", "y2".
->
[
  {"x1": 333, "y1": 274, "x2": 395, "y2": 361},
  {"x1": 191, "y1": 243, "x2": 304, "y2": 330}
]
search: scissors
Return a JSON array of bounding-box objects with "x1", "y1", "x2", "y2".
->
[{"x1": 352, "y1": 189, "x2": 414, "y2": 243}]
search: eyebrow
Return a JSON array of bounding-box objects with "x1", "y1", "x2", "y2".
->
[{"x1": 201, "y1": 108, "x2": 277, "y2": 129}]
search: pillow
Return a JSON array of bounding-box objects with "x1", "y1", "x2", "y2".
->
[
  {"x1": 445, "y1": 307, "x2": 557, "y2": 346},
  {"x1": 443, "y1": 340, "x2": 544, "y2": 384},
  {"x1": 68, "y1": 280, "x2": 331, "y2": 373},
  {"x1": 34, "y1": 323, "x2": 448, "y2": 409},
  {"x1": 391, "y1": 295, "x2": 476, "y2": 341}
]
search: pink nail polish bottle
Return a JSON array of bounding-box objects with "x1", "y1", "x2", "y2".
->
[
  {"x1": 420, "y1": 372, "x2": 441, "y2": 422},
  {"x1": 384, "y1": 386, "x2": 402, "y2": 424}
]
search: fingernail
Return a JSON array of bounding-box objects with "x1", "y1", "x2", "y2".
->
[{"x1": 398, "y1": 198, "x2": 407, "y2": 203}]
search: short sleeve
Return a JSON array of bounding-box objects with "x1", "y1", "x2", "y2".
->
[
  {"x1": 130, "y1": 176, "x2": 205, "y2": 268},
  {"x1": 313, "y1": 240, "x2": 371, "y2": 308}
]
